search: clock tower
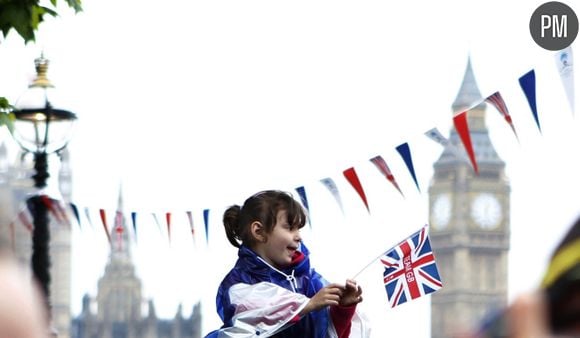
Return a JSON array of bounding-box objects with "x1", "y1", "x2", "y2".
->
[{"x1": 429, "y1": 59, "x2": 510, "y2": 337}]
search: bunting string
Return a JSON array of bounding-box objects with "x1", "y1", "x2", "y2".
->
[{"x1": 1, "y1": 48, "x2": 575, "y2": 253}]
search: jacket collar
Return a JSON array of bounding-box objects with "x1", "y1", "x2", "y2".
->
[{"x1": 237, "y1": 243, "x2": 311, "y2": 277}]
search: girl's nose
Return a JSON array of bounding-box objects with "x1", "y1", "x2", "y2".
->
[{"x1": 294, "y1": 230, "x2": 302, "y2": 242}]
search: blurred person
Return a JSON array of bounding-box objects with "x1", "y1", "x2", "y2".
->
[
  {"x1": 0, "y1": 239, "x2": 49, "y2": 338},
  {"x1": 462, "y1": 216, "x2": 580, "y2": 338},
  {"x1": 204, "y1": 190, "x2": 370, "y2": 338}
]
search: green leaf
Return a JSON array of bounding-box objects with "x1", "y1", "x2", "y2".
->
[
  {"x1": 39, "y1": 6, "x2": 58, "y2": 17},
  {"x1": 65, "y1": 0, "x2": 83, "y2": 13},
  {"x1": 0, "y1": 97, "x2": 10, "y2": 109},
  {"x1": 5, "y1": 5, "x2": 36, "y2": 42},
  {"x1": 0, "y1": 97, "x2": 14, "y2": 134},
  {"x1": 0, "y1": 113, "x2": 15, "y2": 134}
]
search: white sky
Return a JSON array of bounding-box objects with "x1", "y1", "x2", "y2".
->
[{"x1": 0, "y1": 1, "x2": 579, "y2": 337}]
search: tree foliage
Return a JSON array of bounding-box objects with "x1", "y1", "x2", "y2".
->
[
  {"x1": 0, "y1": 0, "x2": 82, "y2": 132},
  {"x1": 0, "y1": 0, "x2": 82, "y2": 43}
]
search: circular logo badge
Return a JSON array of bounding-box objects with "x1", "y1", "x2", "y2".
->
[{"x1": 530, "y1": 1, "x2": 578, "y2": 51}]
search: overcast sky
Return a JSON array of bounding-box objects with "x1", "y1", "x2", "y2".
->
[{"x1": 0, "y1": 0, "x2": 578, "y2": 336}]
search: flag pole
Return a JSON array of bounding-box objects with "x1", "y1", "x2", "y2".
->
[
  {"x1": 351, "y1": 249, "x2": 389, "y2": 280},
  {"x1": 350, "y1": 224, "x2": 429, "y2": 280}
]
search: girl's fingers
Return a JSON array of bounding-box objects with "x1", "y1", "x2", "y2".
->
[{"x1": 327, "y1": 286, "x2": 343, "y2": 297}]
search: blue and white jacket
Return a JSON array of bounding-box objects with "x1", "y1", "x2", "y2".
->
[{"x1": 204, "y1": 244, "x2": 370, "y2": 338}]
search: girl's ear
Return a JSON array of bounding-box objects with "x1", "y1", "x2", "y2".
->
[{"x1": 250, "y1": 221, "x2": 267, "y2": 243}]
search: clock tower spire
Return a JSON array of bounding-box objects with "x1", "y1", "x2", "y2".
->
[{"x1": 429, "y1": 58, "x2": 511, "y2": 337}]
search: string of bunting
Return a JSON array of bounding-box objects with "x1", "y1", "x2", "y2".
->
[{"x1": 4, "y1": 47, "x2": 575, "y2": 251}]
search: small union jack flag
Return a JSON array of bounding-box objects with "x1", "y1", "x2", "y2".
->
[{"x1": 382, "y1": 224, "x2": 442, "y2": 308}]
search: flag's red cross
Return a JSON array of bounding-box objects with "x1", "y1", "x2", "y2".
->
[{"x1": 382, "y1": 227, "x2": 442, "y2": 307}]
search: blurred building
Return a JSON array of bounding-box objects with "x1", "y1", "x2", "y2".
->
[
  {"x1": 429, "y1": 59, "x2": 510, "y2": 337},
  {"x1": 0, "y1": 140, "x2": 73, "y2": 338},
  {"x1": 71, "y1": 192, "x2": 202, "y2": 338}
]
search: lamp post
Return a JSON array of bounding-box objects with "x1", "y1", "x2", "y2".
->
[{"x1": 11, "y1": 55, "x2": 77, "y2": 329}]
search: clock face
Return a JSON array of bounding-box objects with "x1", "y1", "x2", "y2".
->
[
  {"x1": 432, "y1": 194, "x2": 451, "y2": 229},
  {"x1": 471, "y1": 193, "x2": 502, "y2": 229}
]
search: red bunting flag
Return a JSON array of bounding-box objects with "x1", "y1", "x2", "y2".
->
[
  {"x1": 99, "y1": 209, "x2": 112, "y2": 244},
  {"x1": 54, "y1": 200, "x2": 71, "y2": 226},
  {"x1": 18, "y1": 210, "x2": 33, "y2": 232},
  {"x1": 40, "y1": 195, "x2": 63, "y2": 223},
  {"x1": 370, "y1": 155, "x2": 404, "y2": 197},
  {"x1": 343, "y1": 167, "x2": 370, "y2": 213},
  {"x1": 453, "y1": 111, "x2": 479, "y2": 174},
  {"x1": 166, "y1": 212, "x2": 172, "y2": 244}
]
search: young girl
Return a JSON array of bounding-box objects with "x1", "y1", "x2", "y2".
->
[{"x1": 204, "y1": 190, "x2": 370, "y2": 338}]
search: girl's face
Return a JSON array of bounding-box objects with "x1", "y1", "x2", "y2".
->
[{"x1": 258, "y1": 210, "x2": 302, "y2": 268}]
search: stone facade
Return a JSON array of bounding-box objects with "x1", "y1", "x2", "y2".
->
[
  {"x1": 71, "y1": 194, "x2": 202, "y2": 338},
  {"x1": 429, "y1": 59, "x2": 510, "y2": 337},
  {"x1": 0, "y1": 141, "x2": 72, "y2": 338}
]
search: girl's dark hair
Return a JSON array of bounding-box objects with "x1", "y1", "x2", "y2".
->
[{"x1": 223, "y1": 190, "x2": 307, "y2": 248}]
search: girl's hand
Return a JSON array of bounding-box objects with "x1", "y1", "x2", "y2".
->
[
  {"x1": 339, "y1": 279, "x2": 363, "y2": 307},
  {"x1": 301, "y1": 283, "x2": 344, "y2": 315}
]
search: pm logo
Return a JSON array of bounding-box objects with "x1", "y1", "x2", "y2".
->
[{"x1": 530, "y1": 1, "x2": 578, "y2": 50}]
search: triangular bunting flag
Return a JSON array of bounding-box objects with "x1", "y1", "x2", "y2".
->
[
  {"x1": 40, "y1": 195, "x2": 63, "y2": 224},
  {"x1": 395, "y1": 142, "x2": 421, "y2": 192},
  {"x1": 424, "y1": 127, "x2": 449, "y2": 146},
  {"x1": 166, "y1": 212, "x2": 172, "y2": 244},
  {"x1": 453, "y1": 111, "x2": 479, "y2": 174},
  {"x1": 555, "y1": 46, "x2": 575, "y2": 115},
  {"x1": 84, "y1": 207, "x2": 94, "y2": 228},
  {"x1": 53, "y1": 199, "x2": 71, "y2": 226},
  {"x1": 369, "y1": 155, "x2": 404, "y2": 197},
  {"x1": 203, "y1": 209, "x2": 210, "y2": 244},
  {"x1": 186, "y1": 210, "x2": 195, "y2": 240},
  {"x1": 69, "y1": 203, "x2": 81, "y2": 228},
  {"x1": 485, "y1": 91, "x2": 519, "y2": 141},
  {"x1": 18, "y1": 209, "x2": 33, "y2": 232},
  {"x1": 424, "y1": 127, "x2": 470, "y2": 163},
  {"x1": 295, "y1": 186, "x2": 311, "y2": 227},
  {"x1": 343, "y1": 167, "x2": 370, "y2": 213},
  {"x1": 99, "y1": 209, "x2": 112, "y2": 244},
  {"x1": 131, "y1": 211, "x2": 137, "y2": 242},
  {"x1": 152, "y1": 213, "x2": 162, "y2": 234},
  {"x1": 519, "y1": 69, "x2": 541, "y2": 132},
  {"x1": 319, "y1": 178, "x2": 344, "y2": 214}
]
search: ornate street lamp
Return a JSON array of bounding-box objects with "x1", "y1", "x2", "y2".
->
[{"x1": 12, "y1": 54, "x2": 77, "y2": 327}]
